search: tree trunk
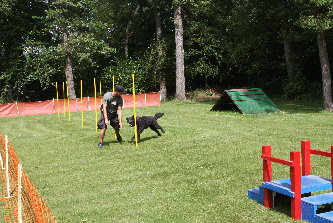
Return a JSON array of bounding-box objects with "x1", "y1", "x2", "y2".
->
[
  {"x1": 174, "y1": 1, "x2": 186, "y2": 100},
  {"x1": 317, "y1": 30, "x2": 333, "y2": 111},
  {"x1": 154, "y1": 7, "x2": 167, "y2": 101},
  {"x1": 283, "y1": 41, "x2": 296, "y2": 79},
  {"x1": 279, "y1": 0, "x2": 296, "y2": 80},
  {"x1": 63, "y1": 31, "x2": 76, "y2": 99},
  {"x1": 125, "y1": 4, "x2": 140, "y2": 56},
  {"x1": 65, "y1": 53, "x2": 76, "y2": 99}
]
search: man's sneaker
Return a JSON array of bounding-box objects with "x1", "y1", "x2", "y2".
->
[
  {"x1": 98, "y1": 142, "x2": 103, "y2": 148},
  {"x1": 116, "y1": 134, "x2": 122, "y2": 143}
]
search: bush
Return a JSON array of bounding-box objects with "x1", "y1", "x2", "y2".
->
[{"x1": 283, "y1": 74, "x2": 321, "y2": 100}]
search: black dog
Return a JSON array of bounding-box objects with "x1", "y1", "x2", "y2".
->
[{"x1": 126, "y1": 113, "x2": 165, "y2": 141}]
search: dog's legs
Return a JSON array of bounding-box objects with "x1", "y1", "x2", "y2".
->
[
  {"x1": 153, "y1": 123, "x2": 165, "y2": 133},
  {"x1": 151, "y1": 121, "x2": 165, "y2": 134},
  {"x1": 150, "y1": 126, "x2": 162, "y2": 136},
  {"x1": 131, "y1": 134, "x2": 140, "y2": 141},
  {"x1": 157, "y1": 125, "x2": 165, "y2": 133},
  {"x1": 131, "y1": 126, "x2": 141, "y2": 141}
]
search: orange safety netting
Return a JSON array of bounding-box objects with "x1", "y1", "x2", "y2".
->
[
  {"x1": 0, "y1": 92, "x2": 161, "y2": 117},
  {"x1": 0, "y1": 133, "x2": 57, "y2": 222}
]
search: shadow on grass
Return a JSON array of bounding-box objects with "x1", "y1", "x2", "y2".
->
[
  {"x1": 273, "y1": 98, "x2": 323, "y2": 114},
  {"x1": 201, "y1": 98, "x2": 324, "y2": 114},
  {"x1": 138, "y1": 135, "x2": 160, "y2": 142},
  {"x1": 104, "y1": 136, "x2": 160, "y2": 145},
  {"x1": 102, "y1": 141, "x2": 122, "y2": 146},
  {"x1": 101, "y1": 132, "x2": 162, "y2": 145}
]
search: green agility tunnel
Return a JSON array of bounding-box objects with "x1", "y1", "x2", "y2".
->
[{"x1": 211, "y1": 88, "x2": 279, "y2": 114}]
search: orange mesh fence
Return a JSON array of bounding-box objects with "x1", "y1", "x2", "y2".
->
[
  {"x1": 0, "y1": 133, "x2": 57, "y2": 222},
  {"x1": 0, "y1": 92, "x2": 161, "y2": 117}
]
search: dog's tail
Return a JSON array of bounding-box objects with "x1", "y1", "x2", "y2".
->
[{"x1": 154, "y1": 113, "x2": 164, "y2": 120}]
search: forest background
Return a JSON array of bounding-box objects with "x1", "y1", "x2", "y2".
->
[{"x1": 1, "y1": 0, "x2": 333, "y2": 109}]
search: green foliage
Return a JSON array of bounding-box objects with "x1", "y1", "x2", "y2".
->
[
  {"x1": 0, "y1": 0, "x2": 50, "y2": 102},
  {"x1": 0, "y1": 0, "x2": 15, "y2": 16},
  {"x1": 23, "y1": 0, "x2": 116, "y2": 96},
  {"x1": 282, "y1": 74, "x2": 322, "y2": 100},
  {"x1": 184, "y1": 0, "x2": 231, "y2": 88},
  {"x1": 102, "y1": 58, "x2": 140, "y2": 92},
  {"x1": 102, "y1": 53, "x2": 161, "y2": 93},
  {"x1": 297, "y1": 0, "x2": 333, "y2": 31},
  {"x1": 0, "y1": 0, "x2": 332, "y2": 107}
]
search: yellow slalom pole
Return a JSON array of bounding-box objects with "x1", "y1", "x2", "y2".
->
[
  {"x1": 112, "y1": 76, "x2": 117, "y2": 139},
  {"x1": 94, "y1": 78, "x2": 98, "y2": 132},
  {"x1": 112, "y1": 76, "x2": 115, "y2": 91},
  {"x1": 67, "y1": 81, "x2": 71, "y2": 123},
  {"x1": 112, "y1": 76, "x2": 116, "y2": 137},
  {"x1": 63, "y1": 82, "x2": 66, "y2": 117},
  {"x1": 81, "y1": 80, "x2": 84, "y2": 127},
  {"x1": 56, "y1": 82, "x2": 60, "y2": 121},
  {"x1": 132, "y1": 74, "x2": 138, "y2": 147}
]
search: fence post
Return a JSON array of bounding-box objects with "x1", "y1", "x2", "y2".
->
[
  {"x1": 262, "y1": 145, "x2": 273, "y2": 208},
  {"x1": 18, "y1": 164, "x2": 23, "y2": 223},
  {"x1": 290, "y1": 151, "x2": 301, "y2": 219},
  {"x1": 0, "y1": 149, "x2": 4, "y2": 170},
  {"x1": 331, "y1": 146, "x2": 333, "y2": 191},
  {"x1": 301, "y1": 140, "x2": 311, "y2": 176},
  {"x1": 5, "y1": 135, "x2": 10, "y2": 198}
]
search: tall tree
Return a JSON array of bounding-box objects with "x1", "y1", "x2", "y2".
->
[
  {"x1": 297, "y1": 0, "x2": 333, "y2": 110},
  {"x1": 28, "y1": 0, "x2": 114, "y2": 99},
  {"x1": 47, "y1": 0, "x2": 81, "y2": 99},
  {"x1": 125, "y1": 4, "x2": 141, "y2": 56},
  {"x1": 174, "y1": 0, "x2": 185, "y2": 100},
  {"x1": 317, "y1": 30, "x2": 332, "y2": 110},
  {"x1": 154, "y1": 6, "x2": 167, "y2": 101},
  {"x1": 279, "y1": 0, "x2": 297, "y2": 80}
]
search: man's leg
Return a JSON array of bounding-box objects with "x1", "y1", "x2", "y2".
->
[
  {"x1": 98, "y1": 128, "x2": 106, "y2": 148},
  {"x1": 115, "y1": 129, "x2": 122, "y2": 142},
  {"x1": 110, "y1": 114, "x2": 122, "y2": 143}
]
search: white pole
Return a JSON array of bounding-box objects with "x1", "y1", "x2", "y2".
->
[
  {"x1": 0, "y1": 151, "x2": 4, "y2": 170},
  {"x1": 5, "y1": 135, "x2": 10, "y2": 198},
  {"x1": 88, "y1": 96, "x2": 90, "y2": 111},
  {"x1": 144, "y1": 93, "x2": 147, "y2": 106},
  {"x1": 52, "y1": 98, "x2": 55, "y2": 113},
  {"x1": 16, "y1": 102, "x2": 20, "y2": 115},
  {"x1": 18, "y1": 164, "x2": 22, "y2": 223},
  {"x1": 0, "y1": 140, "x2": 4, "y2": 170}
]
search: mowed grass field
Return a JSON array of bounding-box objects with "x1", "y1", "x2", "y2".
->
[{"x1": 0, "y1": 98, "x2": 331, "y2": 222}]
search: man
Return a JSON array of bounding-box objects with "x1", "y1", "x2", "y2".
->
[{"x1": 97, "y1": 85, "x2": 125, "y2": 148}]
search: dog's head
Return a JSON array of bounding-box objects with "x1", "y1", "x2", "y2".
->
[
  {"x1": 126, "y1": 116, "x2": 141, "y2": 127},
  {"x1": 126, "y1": 116, "x2": 135, "y2": 127}
]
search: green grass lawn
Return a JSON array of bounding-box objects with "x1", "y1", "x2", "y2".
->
[{"x1": 0, "y1": 98, "x2": 331, "y2": 222}]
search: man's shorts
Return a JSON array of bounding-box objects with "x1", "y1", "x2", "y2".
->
[{"x1": 97, "y1": 112, "x2": 120, "y2": 130}]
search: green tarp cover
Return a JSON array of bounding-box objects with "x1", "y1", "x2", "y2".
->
[{"x1": 211, "y1": 88, "x2": 279, "y2": 114}]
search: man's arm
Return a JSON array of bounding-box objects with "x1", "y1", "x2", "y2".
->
[
  {"x1": 117, "y1": 106, "x2": 123, "y2": 128},
  {"x1": 103, "y1": 103, "x2": 108, "y2": 125}
]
